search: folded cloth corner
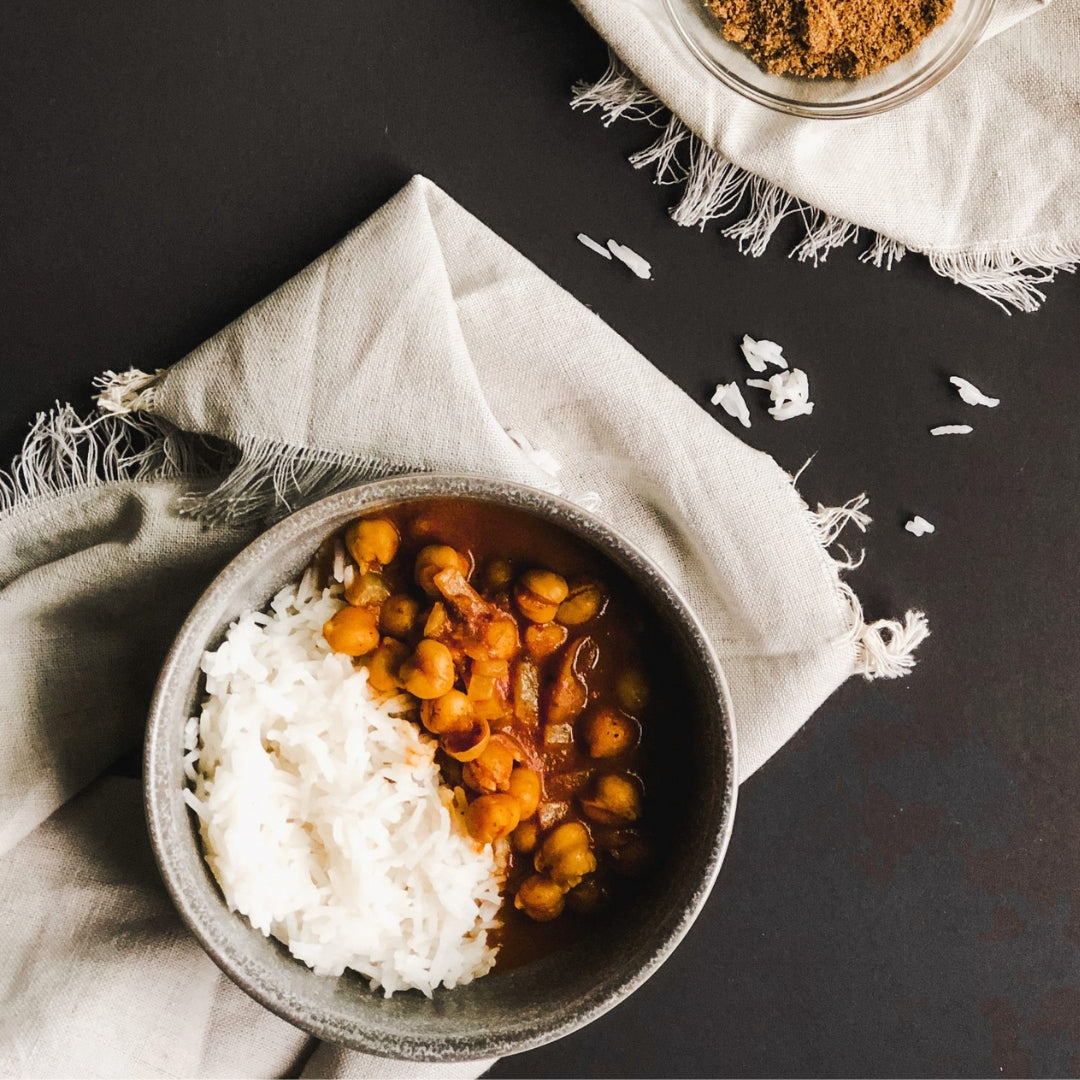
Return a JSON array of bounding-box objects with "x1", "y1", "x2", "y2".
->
[
  {"x1": 568, "y1": 0, "x2": 1080, "y2": 311},
  {"x1": 0, "y1": 175, "x2": 926, "y2": 1077}
]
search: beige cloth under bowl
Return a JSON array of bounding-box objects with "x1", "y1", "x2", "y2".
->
[
  {"x1": 0, "y1": 177, "x2": 924, "y2": 1078},
  {"x1": 570, "y1": 0, "x2": 1079, "y2": 311}
]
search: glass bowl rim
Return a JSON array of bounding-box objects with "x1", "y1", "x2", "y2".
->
[{"x1": 663, "y1": 0, "x2": 997, "y2": 119}]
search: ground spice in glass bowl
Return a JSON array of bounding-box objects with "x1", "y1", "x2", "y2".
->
[
  {"x1": 664, "y1": 0, "x2": 993, "y2": 117},
  {"x1": 704, "y1": 0, "x2": 955, "y2": 78}
]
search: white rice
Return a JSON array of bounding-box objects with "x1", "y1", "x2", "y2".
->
[
  {"x1": 184, "y1": 573, "x2": 503, "y2": 997},
  {"x1": 949, "y1": 375, "x2": 999, "y2": 408},
  {"x1": 746, "y1": 368, "x2": 814, "y2": 421},
  {"x1": 740, "y1": 334, "x2": 788, "y2": 373},
  {"x1": 711, "y1": 381, "x2": 752, "y2": 428},
  {"x1": 577, "y1": 232, "x2": 612, "y2": 259},
  {"x1": 606, "y1": 238, "x2": 652, "y2": 279},
  {"x1": 905, "y1": 515, "x2": 936, "y2": 536}
]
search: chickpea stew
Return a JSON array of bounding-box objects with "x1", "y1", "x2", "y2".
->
[{"x1": 313, "y1": 497, "x2": 690, "y2": 970}]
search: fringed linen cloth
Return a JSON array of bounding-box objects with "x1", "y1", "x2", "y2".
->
[
  {"x1": 569, "y1": 0, "x2": 1079, "y2": 311},
  {"x1": 0, "y1": 176, "x2": 926, "y2": 1078}
]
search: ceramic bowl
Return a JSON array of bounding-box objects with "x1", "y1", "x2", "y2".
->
[
  {"x1": 144, "y1": 474, "x2": 737, "y2": 1061},
  {"x1": 665, "y1": 0, "x2": 995, "y2": 117}
]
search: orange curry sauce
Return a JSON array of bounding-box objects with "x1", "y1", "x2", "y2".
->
[{"x1": 314, "y1": 498, "x2": 684, "y2": 971}]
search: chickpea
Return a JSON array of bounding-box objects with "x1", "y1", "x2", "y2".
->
[
  {"x1": 590, "y1": 824, "x2": 627, "y2": 852},
  {"x1": 514, "y1": 569, "x2": 569, "y2": 624},
  {"x1": 322, "y1": 606, "x2": 380, "y2": 657},
  {"x1": 399, "y1": 638, "x2": 455, "y2": 698},
  {"x1": 547, "y1": 845, "x2": 596, "y2": 889},
  {"x1": 507, "y1": 766, "x2": 542, "y2": 818},
  {"x1": 380, "y1": 593, "x2": 421, "y2": 638},
  {"x1": 420, "y1": 689, "x2": 473, "y2": 734},
  {"x1": 345, "y1": 517, "x2": 400, "y2": 567},
  {"x1": 481, "y1": 614, "x2": 520, "y2": 661},
  {"x1": 556, "y1": 582, "x2": 606, "y2": 626},
  {"x1": 615, "y1": 669, "x2": 649, "y2": 714},
  {"x1": 344, "y1": 569, "x2": 390, "y2": 608},
  {"x1": 462, "y1": 739, "x2": 516, "y2": 793},
  {"x1": 441, "y1": 718, "x2": 491, "y2": 763},
  {"x1": 581, "y1": 707, "x2": 640, "y2": 759},
  {"x1": 514, "y1": 874, "x2": 566, "y2": 922},
  {"x1": 407, "y1": 516, "x2": 439, "y2": 542},
  {"x1": 565, "y1": 875, "x2": 610, "y2": 915},
  {"x1": 523, "y1": 622, "x2": 568, "y2": 660},
  {"x1": 580, "y1": 773, "x2": 642, "y2": 825},
  {"x1": 367, "y1": 638, "x2": 409, "y2": 692},
  {"x1": 415, "y1": 545, "x2": 470, "y2": 597},
  {"x1": 485, "y1": 557, "x2": 514, "y2": 591},
  {"x1": 511, "y1": 819, "x2": 539, "y2": 854},
  {"x1": 465, "y1": 793, "x2": 521, "y2": 844},
  {"x1": 535, "y1": 821, "x2": 595, "y2": 887},
  {"x1": 609, "y1": 833, "x2": 651, "y2": 877},
  {"x1": 538, "y1": 821, "x2": 591, "y2": 865}
]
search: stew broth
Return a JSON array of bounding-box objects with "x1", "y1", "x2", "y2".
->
[{"x1": 314, "y1": 497, "x2": 687, "y2": 971}]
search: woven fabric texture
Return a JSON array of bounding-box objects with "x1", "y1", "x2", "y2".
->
[{"x1": 0, "y1": 177, "x2": 915, "y2": 1078}]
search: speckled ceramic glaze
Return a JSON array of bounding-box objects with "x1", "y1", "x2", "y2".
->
[{"x1": 144, "y1": 475, "x2": 737, "y2": 1061}]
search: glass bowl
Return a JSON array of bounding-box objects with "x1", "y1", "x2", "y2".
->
[{"x1": 665, "y1": 0, "x2": 995, "y2": 118}]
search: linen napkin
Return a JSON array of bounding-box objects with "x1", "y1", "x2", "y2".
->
[
  {"x1": 569, "y1": 0, "x2": 1080, "y2": 311},
  {"x1": 0, "y1": 175, "x2": 926, "y2": 1078}
]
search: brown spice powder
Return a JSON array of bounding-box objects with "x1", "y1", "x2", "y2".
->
[{"x1": 704, "y1": 0, "x2": 954, "y2": 78}]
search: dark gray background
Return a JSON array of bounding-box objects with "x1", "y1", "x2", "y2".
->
[{"x1": 2, "y1": 2, "x2": 1079, "y2": 1076}]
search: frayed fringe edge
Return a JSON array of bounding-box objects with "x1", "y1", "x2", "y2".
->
[
  {"x1": 0, "y1": 372, "x2": 601, "y2": 529},
  {"x1": 841, "y1": 585, "x2": 931, "y2": 679},
  {"x1": 95, "y1": 370, "x2": 404, "y2": 524},
  {"x1": 572, "y1": 54, "x2": 1078, "y2": 313},
  {"x1": 810, "y1": 493, "x2": 870, "y2": 552},
  {"x1": 174, "y1": 439, "x2": 400, "y2": 524},
  {"x1": 2, "y1": 371, "x2": 930, "y2": 680},
  {"x1": 0, "y1": 368, "x2": 399, "y2": 526},
  {"x1": 0, "y1": 372, "x2": 216, "y2": 521},
  {"x1": 798, "y1": 477, "x2": 929, "y2": 679}
]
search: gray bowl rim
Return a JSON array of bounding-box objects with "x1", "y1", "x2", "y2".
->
[{"x1": 144, "y1": 472, "x2": 738, "y2": 1061}]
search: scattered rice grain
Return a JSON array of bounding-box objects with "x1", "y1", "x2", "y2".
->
[
  {"x1": 606, "y1": 240, "x2": 652, "y2": 280},
  {"x1": 905, "y1": 515, "x2": 936, "y2": 536},
  {"x1": 950, "y1": 376, "x2": 999, "y2": 408},
  {"x1": 930, "y1": 424, "x2": 974, "y2": 436},
  {"x1": 740, "y1": 335, "x2": 788, "y2": 373},
  {"x1": 577, "y1": 233, "x2": 612, "y2": 260},
  {"x1": 711, "y1": 382, "x2": 752, "y2": 428},
  {"x1": 746, "y1": 368, "x2": 814, "y2": 421}
]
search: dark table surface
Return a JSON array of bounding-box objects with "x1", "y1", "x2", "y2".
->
[{"x1": 3, "y1": 2, "x2": 1079, "y2": 1077}]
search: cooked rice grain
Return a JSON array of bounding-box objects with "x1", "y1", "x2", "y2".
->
[{"x1": 185, "y1": 576, "x2": 502, "y2": 997}]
